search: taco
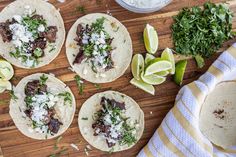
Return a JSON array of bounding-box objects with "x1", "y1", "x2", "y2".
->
[
  {"x1": 9, "y1": 73, "x2": 76, "y2": 140},
  {"x1": 199, "y1": 81, "x2": 236, "y2": 148},
  {"x1": 66, "y1": 13, "x2": 132, "y2": 83},
  {"x1": 78, "y1": 91, "x2": 144, "y2": 152},
  {"x1": 0, "y1": 0, "x2": 65, "y2": 68}
]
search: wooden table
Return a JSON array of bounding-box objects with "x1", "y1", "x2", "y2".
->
[{"x1": 0, "y1": 0, "x2": 235, "y2": 156}]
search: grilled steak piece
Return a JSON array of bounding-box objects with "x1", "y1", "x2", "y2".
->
[
  {"x1": 73, "y1": 48, "x2": 85, "y2": 64},
  {"x1": 31, "y1": 14, "x2": 43, "y2": 20},
  {"x1": 101, "y1": 97, "x2": 125, "y2": 110},
  {"x1": 0, "y1": 20, "x2": 13, "y2": 42},
  {"x1": 44, "y1": 26, "x2": 57, "y2": 42},
  {"x1": 48, "y1": 118, "x2": 62, "y2": 134},
  {"x1": 25, "y1": 80, "x2": 47, "y2": 96}
]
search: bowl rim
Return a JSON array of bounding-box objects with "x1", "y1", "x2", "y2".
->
[{"x1": 115, "y1": 0, "x2": 172, "y2": 13}]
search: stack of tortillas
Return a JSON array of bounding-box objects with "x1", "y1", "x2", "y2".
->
[{"x1": 138, "y1": 43, "x2": 236, "y2": 157}]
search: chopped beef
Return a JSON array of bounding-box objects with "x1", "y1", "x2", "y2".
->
[
  {"x1": 73, "y1": 48, "x2": 85, "y2": 64},
  {"x1": 76, "y1": 24, "x2": 83, "y2": 37},
  {"x1": 73, "y1": 23, "x2": 114, "y2": 72},
  {"x1": 101, "y1": 97, "x2": 126, "y2": 110},
  {"x1": 48, "y1": 118, "x2": 62, "y2": 134},
  {"x1": 44, "y1": 109, "x2": 56, "y2": 124},
  {"x1": 106, "y1": 140, "x2": 116, "y2": 148},
  {"x1": 25, "y1": 80, "x2": 47, "y2": 96},
  {"x1": 24, "y1": 109, "x2": 32, "y2": 118},
  {"x1": 105, "y1": 53, "x2": 114, "y2": 71},
  {"x1": 32, "y1": 38, "x2": 47, "y2": 50},
  {"x1": 44, "y1": 26, "x2": 58, "y2": 42},
  {"x1": 92, "y1": 97, "x2": 126, "y2": 148},
  {"x1": 0, "y1": 20, "x2": 14, "y2": 42},
  {"x1": 29, "y1": 37, "x2": 46, "y2": 57},
  {"x1": 92, "y1": 121, "x2": 111, "y2": 136},
  {"x1": 106, "y1": 38, "x2": 114, "y2": 45},
  {"x1": 31, "y1": 14, "x2": 43, "y2": 20}
]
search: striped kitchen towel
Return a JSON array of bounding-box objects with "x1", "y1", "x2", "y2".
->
[{"x1": 138, "y1": 43, "x2": 236, "y2": 157}]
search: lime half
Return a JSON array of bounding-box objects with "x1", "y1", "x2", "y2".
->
[
  {"x1": 155, "y1": 70, "x2": 169, "y2": 76},
  {"x1": 0, "y1": 80, "x2": 12, "y2": 93},
  {"x1": 130, "y1": 78, "x2": 155, "y2": 95},
  {"x1": 145, "y1": 53, "x2": 155, "y2": 65},
  {"x1": 141, "y1": 71, "x2": 166, "y2": 85},
  {"x1": 161, "y1": 48, "x2": 175, "y2": 75},
  {"x1": 144, "y1": 24, "x2": 158, "y2": 54},
  {"x1": 131, "y1": 54, "x2": 144, "y2": 80},
  {"x1": 145, "y1": 58, "x2": 172, "y2": 76},
  {"x1": 174, "y1": 60, "x2": 187, "y2": 86},
  {"x1": 0, "y1": 60, "x2": 14, "y2": 80}
]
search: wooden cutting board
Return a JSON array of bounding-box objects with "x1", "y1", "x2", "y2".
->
[{"x1": 0, "y1": 0, "x2": 235, "y2": 156}]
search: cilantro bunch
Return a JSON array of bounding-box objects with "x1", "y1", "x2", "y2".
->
[{"x1": 172, "y1": 2, "x2": 234, "y2": 68}]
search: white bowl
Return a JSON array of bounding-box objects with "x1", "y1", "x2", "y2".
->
[{"x1": 115, "y1": 0, "x2": 172, "y2": 13}]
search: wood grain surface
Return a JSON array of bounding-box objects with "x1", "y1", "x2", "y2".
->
[{"x1": 0, "y1": 0, "x2": 236, "y2": 157}]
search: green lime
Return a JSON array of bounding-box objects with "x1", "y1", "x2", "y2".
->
[
  {"x1": 143, "y1": 24, "x2": 158, "y2": 54},
  {"x1": 141, "y1": 71, "x2": 166, "y2": 85},
  {"x1": 161, "y1": 48, "x2": 175, "y2": 75},
  {"x1": 130, "y1": 78, "x2": 155, "y2": 95},
  {"x1": 155, "y1": 70, "x2": 169, "y2": 76},
  {"x1": 145, "y1": 53, "x2": 155, "y2": 65},
  {"x1": 0, "y1": 60, "x2": 14, "y2": 80},
  {"x1": 174, "y1": 60, "x2": 187, "y2": 86},
  {"x1": 145, "y1": 58, "x2": 172, "y2": 76},
  {"x1": 0, "y1": 79, "x2": 12, "y2": 93},
  {"x1": 131, "y1": 54, "x2": 144, "y2": 80}
]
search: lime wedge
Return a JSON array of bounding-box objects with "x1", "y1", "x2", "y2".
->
[
  {"x1": 130, "y1": 78, "x2": 155, "y2": 95},
  {"x1": 161, "y1": 48, "x2": 175, "y2": 74},
  {"x1": 145, "y1": 53, "x2": 155, "y2": 65},
  {"x1": 141, "y1": 71, "x2": 166, "y2": 85},
  {"x1": 131, "y1": 54, "x2": 144, "y2": 80},
  {"x1": 145, "y1": 58, "x2": 172, "y2": 76},
  {"x1": 143, "y1": 24, "x2": 158, "y2": 54},
  {"x1": 0, "y1": 60, "x2": 14, "y2": 80},
  {"x1": 155, "y1": 70, "x2": 169, "y2": 76},
  {"x1": 0, "y1": 79, "x2": 12, "y2": 93},
  {"x1": 174, "y1": 60, "x2": 187, "y2": 86}
]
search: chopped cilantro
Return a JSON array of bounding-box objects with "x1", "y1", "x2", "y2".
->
[
  {"x1": 22, "y1": 15, "x2": 46, "y2": 38},
  {"x1": 91, "y1": 17, "x2": 106, "y2": 33},
  {"x1": 54, "y1": 136, "x2": 62, "y2": 150},
  {"x1": 39, "y1": 74, "x2": 48, "y2": 85},
  {"x1": 194, "y1": 54, "x2": 205, "y2": 68},
  {"x1": 33, "y1": 48, "x2": 43, "y2": 58},
  {"x1": 74, "y1": 75, "x2": 84, "y2": 95},
  {"x1": 82, "y1": 117, "x2": 88, "y2": 120},
  {"x1": 10, "y1": 90, "x2": 18, "y2": 101},
  {"x1": 58, "y1": 92, "x2": 72, "y2": 105},
  {"x1": 76, "y1": 6, "x2": 86, "y2": 14},
  {"x1": 172, "y1": 2, "x2": 234, "y2": 68},
  {"x1": 94, "y1": 83, "x2": 101, "y2": 89}
]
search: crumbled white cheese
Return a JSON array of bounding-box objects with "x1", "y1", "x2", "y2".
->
[
  {"x1": 38, "y1": 24, "x2": 45, "y2": 32},
  {"x1": 23, "y1": 58, "x2": 34, "y2": 67},
  {"x1": 82, "y1": 39, "x2": 88, "y2": 44},
  {"x1": 13, "y1": 15, "x2": 22, "y2": 23},
  {"x1": 86, "y1": 145, "x2": 92, "y2": 150},
  {"x1": 9, "y1": 23, "x2": 34, "y2": 47},
  {"x1": 29, "y1": 93, "x2": 59, "y2": 132},
  {"x1": 57, "y1": 0, "x2": 65, "y2": 3},
  {"x1": 70, "y1": 143, "x2": 79, "y2": 151}
]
